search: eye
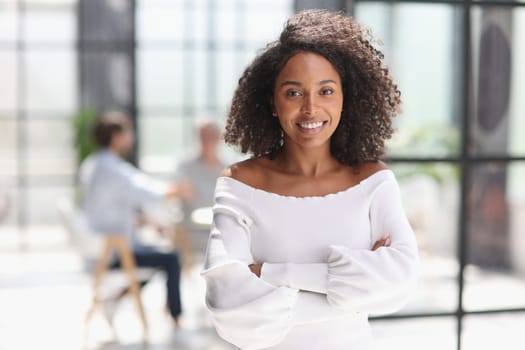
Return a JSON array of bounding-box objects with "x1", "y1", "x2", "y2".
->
[
  {"x1": 286, "y1": 90, "x2": 302, "y2": 97},
  {"x1": 320, "y1": 88, "x2": 334, "y2": 95}
]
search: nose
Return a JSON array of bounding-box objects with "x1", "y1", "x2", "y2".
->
[{"x1": 300, "y1": 94, "x2": 318, "y2": 116}]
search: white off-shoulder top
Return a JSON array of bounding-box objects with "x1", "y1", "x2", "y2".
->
[{"x1": 201, "y1": 169, "x2": 419, "y2": 350}]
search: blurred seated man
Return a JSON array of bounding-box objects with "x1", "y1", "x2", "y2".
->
[
  {"x1": 174, "y1": 117, "x2": 226, "y2": 258},
  {"x1": 79, "y1": 111, "x2": 191, "y2": 327}
]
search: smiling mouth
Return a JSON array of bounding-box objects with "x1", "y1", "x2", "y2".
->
[{"x1": 296, "y1": 121, "x2": 328, "y2": 130}]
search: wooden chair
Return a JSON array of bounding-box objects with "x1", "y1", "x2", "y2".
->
[
  {"x1": 170, "y1": 206, "x2": 214, "y2": 271},
  {"x1": 56, "y1": 198, "x2": 156, "y2": 341},
  {"x1": 86, "y1": 235, "x2": 151, "y2": 338},
  {"x1": 169, "y1": 224, "x2": 196, "y2": 272}
]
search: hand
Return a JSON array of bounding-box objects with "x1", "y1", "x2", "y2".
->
[
  {"x1": 166, "y1": 181, "x2": 193, "y2": 200},
  {"x1": 249, "y1": 263, "x2": 262, "y2": 277},
  {"x1": 372, "y1": 234, "x2": 391, "y2": 251}
]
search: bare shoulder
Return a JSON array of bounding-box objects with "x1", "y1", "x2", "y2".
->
[
  {"x1": 219, "y1": 157, "x2": 268, "y2": 185},
  {"x1": 219, "y1": 167, "x2": 233, "y2": 178},
  {"x1": 354, "y1": 161, "x2": 389, "y2": 181}
]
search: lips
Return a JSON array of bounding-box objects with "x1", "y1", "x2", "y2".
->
[
  {"x1": 298, "y1": 121, "x2": 324, "y2": 129},
  {"x1": 296, "y1": 120, "x2": 328, "y2": 132},
  {"x1": 293, "y1": 120, "x2": 328, "y2": 137}
]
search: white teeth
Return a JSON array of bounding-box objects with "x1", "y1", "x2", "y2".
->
[{"x1": 298, "y1": 121, "x2": 324, "y2": 129}]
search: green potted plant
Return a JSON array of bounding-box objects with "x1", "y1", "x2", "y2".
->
[
  {"x1": 72, "y1": 107, "x2": 98, "y2": 166},
  {"x1": 71, "y1": 107, "x2": 98, "y2": 204}
]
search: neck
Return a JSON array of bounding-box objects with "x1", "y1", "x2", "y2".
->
[
  {"x1": 108, "y1": 145, "x2": 123, "y2": 158},
  {"x1": 276, "y1": 141, "x2": 337, "y2": 177},
  {"x1": 200, "y1": 150, "x2": 220, "y2": 167}
]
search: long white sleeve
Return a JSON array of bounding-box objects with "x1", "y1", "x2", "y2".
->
[
  {"x1": 326, "y1": 179, "x2": 419, "y2": 315},
  {"x1": 261, "y1": 262, "x2": 328, "y2": 294},
  {"x1": 201, "y1": 199, "x2": 295, "y2": 350}
]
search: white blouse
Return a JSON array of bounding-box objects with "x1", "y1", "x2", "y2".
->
[{"x1": 201, "y1": 169, "x2": 419, "y2": 350}]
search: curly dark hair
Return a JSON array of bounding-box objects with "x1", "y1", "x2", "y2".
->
[{"x1": 224, "y1": 9, "x2": 401, "y2": 166}]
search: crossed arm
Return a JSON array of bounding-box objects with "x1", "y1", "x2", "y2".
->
[
  {"x1": 249, "y1": 234, "x2": 391, "y2": 278},
  {"x1": 245, "y1": 233, "x2": 416, "y2": 315}
]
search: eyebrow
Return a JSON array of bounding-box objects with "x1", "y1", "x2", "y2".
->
[
  {"x1": 279, "y1": 79, "x2": 338, "y2": 87},
  {"x1": 280, "y1": 81, "x2": 302, "y2": 87}
]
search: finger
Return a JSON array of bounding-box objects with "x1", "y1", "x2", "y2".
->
[
  {"x1": 372, "y1": 239, "x2": 386, "y2": 251},
  {"x1": 250, "y1": 263, "x2": 262, "y2": 277},
  {"x1": 372, "y1": 233, "x2": 392, "y2": 250}
]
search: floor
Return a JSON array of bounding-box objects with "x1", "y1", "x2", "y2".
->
[
  {"x1": 0, "y1": 226, "x2": 233, "y2": 350},
  {"x1": 1, "y1": 225, "x2": 525, "y2": 350}
]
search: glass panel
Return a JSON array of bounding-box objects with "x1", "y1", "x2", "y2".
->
[
  {"x1": 392, "y1": 163, "x2": 460, "y2": 313},
  {"x1": 465, "y1": 162, "x2": 525, "y2": 310},
  {"x1": 136, "y1": 0, "x2": 184, "y2": 42},
  {"x1": 0, "y1": 182, "x2": 17, "y2": 227},
  {"x1": 216, "y1": 6, "x2": 237, "y2": 43},
  {"x1": 25, "y1": 0, "x2": 77, "y2": 4},
  {"x1": 473, "y1": 0, "x2": 525, "y2": 3},
  {"x1": 0, "y1": 118, "x2": 18, "y2": 177},
  {"x1": 26, "y1": 119, "x2": 75, "y2": 176},
  {"x1": 0, "y1": 50, "x2": 18, "y2": 111},
  {"x1": 471, "y1": 7, "x2": 525, "y2": 157},
  {"x1": 24, "y1": 50, "x2": 77, "y2": 113},
  {"x1": 137, "y1": 50, "x2": 184, "y2": 109},
  {"x1": 215, "y1": 49, "x2": 238, "y2": 108},
  {"x1": 78, "y1": 51, "x2": 134, "y2": 110},
  {"x1": 23, "y1": 8, "x2": 76, "y2": 43},
  {"x1": 138, "y1": 115, "x2": 194, "y2": 174},
  {"x1": 243, "y1": 47, "x2": 261, "y2": 68},
  {"x1": 192, "y1": 48, "x2": 209, "y2": 110},
  {"x1": 244, "y1": 4, "x2": 292, "y2": 47},
  {"x1": 25, "y1": 185, "x2": 74, "y2": 225},
  {"x1": 189, "y1": 0, "x2": 208, "y2": 44},
  {"x1": 0, "y1": 2, "x2": 18, "y2": 42},
  {"x1": 247, "y1": 0, "x2": 294, "y2": 13},
  {"x1": 462, "y1": 314, "x2": 525, "y2": 350},
  {"x1": 371, "y1": 317, "x2": 457, "y2": 350},
  {"x1": 218, "y1": 48, "x2": 257, "y2": 112},
  {"x1": 355, "y1": 3, "x2": 462, "y2": 157}
]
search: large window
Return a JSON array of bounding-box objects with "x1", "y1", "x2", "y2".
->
[
  {"x1": 0, "y1": 0, "x2": 77, "y2": 236},
  {"x1": 136, "y1": 0, "x2": 294, "y2": 173},
  {"x1": 355, "y1": 1, "x2": 525, "y2": 349},
  {"x1": 2, "y1": 1, "x2": 524, "y2": 349}
]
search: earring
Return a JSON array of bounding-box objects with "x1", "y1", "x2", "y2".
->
[{"x1": 272, "y1": 112, "x2": 277, "y2": 117}]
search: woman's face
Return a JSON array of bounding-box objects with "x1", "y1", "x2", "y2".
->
[{"x1": 272, "y1": 51, "x2": 343, "y2": 150}]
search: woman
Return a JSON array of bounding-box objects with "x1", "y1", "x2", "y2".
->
[{"x1": 201, "y1": 9, "x2": 419, "y2": 350}]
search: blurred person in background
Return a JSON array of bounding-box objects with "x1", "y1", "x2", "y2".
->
[
  {"x1": 173, "y1": 117, "x2": 227, "y2": 258},
  {"x1": 79, "y1": 111, "x2": 191, "y2": 327}
]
